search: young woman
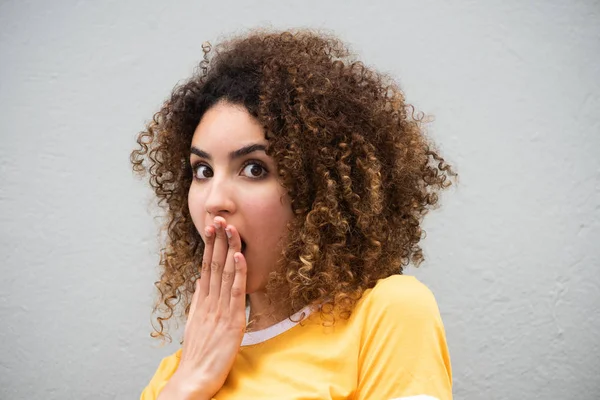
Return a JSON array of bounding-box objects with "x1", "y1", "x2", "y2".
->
[{"x1": 131, "y1": 28, "x2": 456, "y2": 400}]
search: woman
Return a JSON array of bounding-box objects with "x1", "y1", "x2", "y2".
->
[{"x1": 131, "y1": 28, "x2": 456, "y2": 400}]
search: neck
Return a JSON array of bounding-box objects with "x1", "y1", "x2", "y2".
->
[{"x1": 246, "y1": 290, "x2": 289, "y2": 332}]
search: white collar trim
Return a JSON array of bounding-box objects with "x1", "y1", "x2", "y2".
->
[{"x1": 241, "y1": 305, "x2": 313, "y2": 346}]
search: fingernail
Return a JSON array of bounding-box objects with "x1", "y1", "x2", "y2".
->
[
  {"x1": 234, "y1": 254, "x2": 239, "y2": 263},
  {"x1": 204, "y1": 227, "x2": 211, "y2": 237},
  {"x1": 225, "y1": 227, "x2": 232, "y2": 239},
  {"x1": 213, "y1": 220, "x2": 221, "y2": 229}
]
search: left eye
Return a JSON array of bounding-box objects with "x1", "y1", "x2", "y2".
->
[{"x1": 242, "y1": 162, "x2": 267, "y2": 178}]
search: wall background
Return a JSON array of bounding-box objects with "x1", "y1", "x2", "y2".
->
[{"x1": 1, "y1": 1, "x2": 599, "y2": 399}]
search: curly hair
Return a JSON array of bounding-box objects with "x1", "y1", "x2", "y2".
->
[{"x1": 130, "y1": 27, "x2": 456, "y2": 343}]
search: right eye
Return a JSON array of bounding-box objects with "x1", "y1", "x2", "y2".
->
[{"x1": 192, "y1": 163, "x2": 213, "y2": 180}]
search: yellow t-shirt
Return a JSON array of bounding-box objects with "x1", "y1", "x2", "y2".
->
[{"x1": 140, "y1": 275, "x2": 452, "y2": 400}]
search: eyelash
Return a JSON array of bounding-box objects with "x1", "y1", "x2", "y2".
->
[{"x1": 191, "y1": 159, "x2": 269, "y2": 181}]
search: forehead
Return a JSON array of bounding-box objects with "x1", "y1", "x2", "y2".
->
[{"x1": 191, "y1": 101, "x2": 266, "y2": 149}]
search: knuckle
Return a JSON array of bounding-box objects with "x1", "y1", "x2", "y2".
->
[
  {"x1": 231, "y1": 286, "x2": 244, "y2": 297},
  {"x1": 222, "y1": 270, "x2": 234, "y2": 282},
  {"x1": 201, "y1": 261, "x2": 210, "y2": 273},
  {"x1": 210, "y1": 261, "x2": 221, "y2": 272}
]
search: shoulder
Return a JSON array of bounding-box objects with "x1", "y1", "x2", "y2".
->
[
  {"x1": 370, "y1": 274, "x2": 436, "y2": 299},
  {"x1": 357, "y1": 274, "x2": 441, "y2": 321},
  {"x1": 156, "y1": 348, "x2": 183, "y2": 374},
  {"x1": 352, "y1": 277, "x2": 453, "y2": 399},
  {"x1": 140, "y1": 349, "x2": 183, "y2": 399}
]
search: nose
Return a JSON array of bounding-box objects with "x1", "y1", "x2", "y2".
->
[{"x1": 204, "y1": 178, "x2": 236, "y2": 217}]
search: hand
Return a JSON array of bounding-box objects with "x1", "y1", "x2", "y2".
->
[{"x1": 160, "y1": 216, "x2": 247, "y2": 399}]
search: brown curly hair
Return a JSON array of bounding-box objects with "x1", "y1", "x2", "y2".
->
[{"x1": 130, "y1": 27, "x2": 455, "y2": 343}]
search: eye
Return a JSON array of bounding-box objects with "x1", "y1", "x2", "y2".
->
[
  {"x1": 241, "y1": 161, "x2": 268, "y2": 179},
  {"x1": 192, "y1": 163, "x2": 213, "y2": 180},
  {"x1": 191, "y1": 160, "x2": 268, "y2": 181}
]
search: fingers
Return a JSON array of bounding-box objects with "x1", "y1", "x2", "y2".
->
[
  {"x1": 229, "y1": 252, "x2": 247, "y2": 319},
  {"x1": 198, "y1": 216, "x2": 247, "y2": 315},
  {"x1": 186, "y1": 279, "x2": 201, "y2": 328},
  {"x1": 208, "y1": 217, "x2": 228, "y2": 302},
  {"x1": 199, "y1": 225, "x2": 215, "y2": 299},
  {"x1": 219, "y1": 224, "x2": 243, "y2": 310}
]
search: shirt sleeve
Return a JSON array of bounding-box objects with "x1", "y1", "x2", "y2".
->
[
  {"x1": 355, "y1": 276, "x2": 452, "y2": 400},
  {"x1": 140, "y1": 349, "x2": 182, "y2": 400}
]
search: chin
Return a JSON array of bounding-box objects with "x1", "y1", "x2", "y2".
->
[
  {"x1": 244, "y1": 272, "x2": 267, "y2": 295},
  {"x1": 244, "y1": 280, "x2": 262, "y2": 295}
]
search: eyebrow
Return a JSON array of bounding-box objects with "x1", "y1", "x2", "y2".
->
[{"x1": 190, "y1": 143, "x2": 268, "y2": 161}]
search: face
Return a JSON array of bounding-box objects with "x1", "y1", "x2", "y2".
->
[{"x1": 188, "y1": 100, "x2": 294, "y2": 294}]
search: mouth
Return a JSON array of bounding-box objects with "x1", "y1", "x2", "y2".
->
[{"x1": 241, "y1": 238, "x2": 247, "y2": 255}]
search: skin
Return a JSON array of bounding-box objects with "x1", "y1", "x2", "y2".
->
[
  {"x1": 187, "y1": 100, "x2": 294, "y2": 320},
  {"x1": 158, "y1": 100, "x2": 294, "y2": 398}
]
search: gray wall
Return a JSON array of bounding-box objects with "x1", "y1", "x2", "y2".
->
[{"x1": 1, "y1": 1, "x2": 599, "y2": 399}]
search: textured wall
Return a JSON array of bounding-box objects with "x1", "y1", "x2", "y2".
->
[{"x1": 1, "y1": 1, "x2": 598, "y2": 399}]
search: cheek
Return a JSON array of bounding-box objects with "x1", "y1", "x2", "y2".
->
[
  {"x1": 188, "y1": 188, "x2": 206, "y2": 234},
  {"x1": 244, "y1": 195, "x2": 292, "y2": 240}
]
